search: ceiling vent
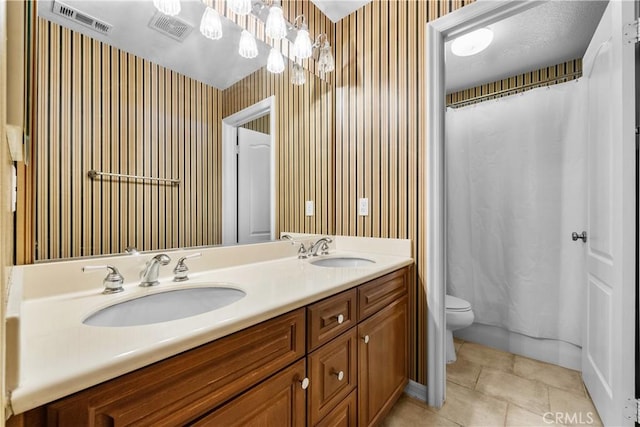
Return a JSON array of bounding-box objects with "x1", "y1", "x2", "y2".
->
[
  {"x1": 148, "y1": 12, "x2": 193, "y2": 42},
  {"x1": 52, "y1": 0, "x2": 112, "y2": 34}
]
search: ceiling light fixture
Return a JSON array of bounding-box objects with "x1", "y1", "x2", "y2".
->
[
  {"x1": 292, "y1": 15, "x2": 313, "y2": 60},
  {"x1": 228, "y1": 0, "x2": 251, "y2": 16},
  {"x1": 199, "y1": 7, "x2": 222, "y2": 40},
  {"x1": 314, "y1": 34, "x2": 334, "y2": 74},
  {"x1": 451, "y1": 28, "x2": 493, "y2": 57},
  {"x1": 265, "y1": 3, "x2": 287, "y2": 41},
  {"x1": 267, "y1": 47, "x2": 285, "y2": 74},
  {"x1": 153, "y1": 0, "x2": 180, "y2": 16},
  {"x1": 291, "y1": 62, "x2": 306, "y2": 85},
  {"x1": 238, "y1": 30, "x2": 258, "y2": 59}
]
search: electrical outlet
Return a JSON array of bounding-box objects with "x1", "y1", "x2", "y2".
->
[
  {"x1": 358, "y1": 198, "x2": 369, "y2": 216},
  {"x1": 305, "y1": 200, "x2": 314, "y2": 216}
]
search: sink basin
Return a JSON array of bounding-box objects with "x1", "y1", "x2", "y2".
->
[
  {"x1": 310, "y1": 257, "x2": 375, "y2": 268},
  {"x1": 83, "y1": 286, "x2": 246, "y2": 327}
]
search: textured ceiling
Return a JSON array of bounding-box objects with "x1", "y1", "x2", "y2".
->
[
  {"x1": 38, "y1": 0, "x2": 271, "y2": 90},
  {"x1": 445, "y1": 1, "x2": 608, "y2": 92},
  {"x1": 310, "y1": 0, "x2": 372, "y2": 22}
]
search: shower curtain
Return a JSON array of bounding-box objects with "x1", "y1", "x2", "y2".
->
[{"x1": 446, "y1": 81, "x2": 586, "y2": 346}]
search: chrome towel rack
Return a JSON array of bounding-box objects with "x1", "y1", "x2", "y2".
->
[{"x1": 87, "y1": 170, "x2": 180, "y2": 185}]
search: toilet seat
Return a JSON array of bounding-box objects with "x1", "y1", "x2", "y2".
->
[{"x1": 445, "y1": 295, "x2": 471, "y2": 312}]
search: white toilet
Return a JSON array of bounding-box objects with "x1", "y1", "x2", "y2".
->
[{"x1": 445, "y1": 295, "x2": 474, "y2": 363}]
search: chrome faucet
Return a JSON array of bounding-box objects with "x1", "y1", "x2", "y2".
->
[
  {"x1": 82, "y1": 265, "x2": 125, "y2": 294},
  {"x1": 173, "y1": 253, "x2": 202, "y2": 282},
  {"x1": 309, "y1": 237, "x2": 332, "y2": 256},
  {"x1": 140, "y1": 254, "x2": 171, "y2": 287}
]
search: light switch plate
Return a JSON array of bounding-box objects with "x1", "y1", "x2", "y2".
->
[
  {"x1": 305, "y1": 200, "x2": 314, "y2": 216},
  {"x1": 358, "y1": 198, "x2": 369, "y2": 216}
]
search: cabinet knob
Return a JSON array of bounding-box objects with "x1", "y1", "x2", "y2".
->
[
  {"x1": 362, "y1": 335, "x2": 370, "y2": 344},
  {"x1": 333, "y1": 370, "x2": 345, "y2": 381},
  {"x1": 336, "y1": 314, "x2": 345, "y2": 324},
  {"x1": 299, "y1": 377, "x2": 310, "y2": 390}
]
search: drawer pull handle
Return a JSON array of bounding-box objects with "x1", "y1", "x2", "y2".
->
[
  {"x1": 333, "y1": 370, "x2": 345, "y2": 381},
  {"x1": 300, "y1": 377, "x2": 310, "y2": 390},
  {"x1": 362, "y1": 335, "x2": 370, "y2": 344},
  {"x1": 337, "y1": 314, "x2": 345, "y2": 324}
]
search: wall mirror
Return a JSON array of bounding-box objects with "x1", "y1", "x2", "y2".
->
[{"x1": 24, "y1": 0, "x2": 335, "y2": 262}]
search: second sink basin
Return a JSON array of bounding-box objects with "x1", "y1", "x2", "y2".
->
[
  {"x1": 310, "y1": 257, "x2": 375, "y2": 268},
  {"x1": 83, "y1": 286, "x2": 246, "y2": 327}
]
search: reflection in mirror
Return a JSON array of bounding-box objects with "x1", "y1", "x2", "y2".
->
[{"x1": 29, "y1": 1, "x2": 335, "y2": 261}]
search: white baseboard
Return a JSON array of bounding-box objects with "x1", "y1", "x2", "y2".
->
[{"x1": 404, "y1": 380, "x2": 427, "y2": 402}]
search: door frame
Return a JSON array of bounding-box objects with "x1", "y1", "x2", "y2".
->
[
  {"x1": 222, "y1": 96, "x2": 276, "y2": 245},
  {"x1": 425, "y1": 0, "x2": 545, "y2": 408}
]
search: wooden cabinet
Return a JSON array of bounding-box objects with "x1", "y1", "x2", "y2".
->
[
  {"x1": 315, "y1": 390, "x2": 357, "y2": 427},
  {"x1": 307, "y1": 328, "x2": 357, "y2": 425},
  {"x1": 23, "y1": 309, "x2": 305, "y2": 427},
  {"x1": 193, "y1": 360, "x2": 307, "y2": 427},
  {"x1": 307, "y1": 289, "x2": 357, "y2": 352},
  {"x1": 9, "y1": 267, "x2": 410, "y2": 427},
  {"x1": 357, "y1": 296, "x2": 408, "y2": 427}
]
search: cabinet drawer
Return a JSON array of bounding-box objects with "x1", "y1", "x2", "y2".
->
[
  {"x1": 307, "y1": 289, "x2": 357, "y2": 351},
  {"x1": 308, "y1": 328, "x2": 358, "y2": 425},
  {"x1": 315, "y1": 389, "x2": 357, "y2": 427},
  {"x1": 358, "y1": 268, "x2": 407, "y2": 321},
  {"x1": 193, "y1": 359, "x2": 307, "y2": 427},
  {"x1": 43, "y1": 309, "x2": 305, "y2": 426}
]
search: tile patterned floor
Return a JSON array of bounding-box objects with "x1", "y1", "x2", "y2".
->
[{"x1": 382, "y1": 339, "x2": 602, "y2": 427}]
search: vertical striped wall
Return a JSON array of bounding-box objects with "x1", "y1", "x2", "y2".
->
[
  {"x1": 35, "y1": 18, "x2": 223, "y2": 260},
  {"x1": 241, "y1": 115, "x2": 270, "y2": 134},
  {"x1": 447, "y1": 59, "x2": 583, "y2": 107},
  {"x1": 223, "y1": 64, "x2": 334, "y2": 236},
  {"x1": 333, "y1": 0, "x2": 474, "y2": 384}
]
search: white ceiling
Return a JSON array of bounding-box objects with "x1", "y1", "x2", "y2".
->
[
  {"x1": 310, "y1": 0, "x2": 372, "y2": 23},
  {"x1": 445, "y1": 1, "x2": 607, "y2": 93},
  {"x1": 38, "y1": 0, "x2": 271, "y2": 90}
]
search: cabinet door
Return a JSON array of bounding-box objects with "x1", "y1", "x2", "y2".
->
[
  {"x1": 193, "y1": 359, "x2": 307, "y2": 427},
  {"x1": 358, "y1": 296, "x2": 408, "y2": 427},
  {"x1": 308, "y1": 328, "x2": 357, "y2": 425}
]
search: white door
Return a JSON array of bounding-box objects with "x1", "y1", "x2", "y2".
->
[
  {"x1": 237, "y1": 127, "x2": 272, "y2": 244},
  {"x1": 582, "y1": 1, "x2": 635, "y2": 425}
]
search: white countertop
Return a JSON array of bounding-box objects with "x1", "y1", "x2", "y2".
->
[{"x1": 7, "y1": 236, "x2": 412, "y2": 415}]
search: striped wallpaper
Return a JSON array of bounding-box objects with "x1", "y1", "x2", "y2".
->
[
  {"x1": 447, "y1": 59, "x2": 583, "y2": 107},
  {"x1": 34, "y1": 18, "x2": 223, "y2": 260}
]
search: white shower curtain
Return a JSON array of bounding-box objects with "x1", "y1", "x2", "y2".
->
[{"x1": 446, "y1": 81, "x2": 586, "y2": 346}]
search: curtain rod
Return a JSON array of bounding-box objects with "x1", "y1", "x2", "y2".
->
[{"x1": 447, "y1": 71, "x2": 582, "y2": 109}]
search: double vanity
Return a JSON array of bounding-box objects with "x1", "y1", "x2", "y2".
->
[{"x1": 6, "y1": 235, "x2": 413, "y2": 426}]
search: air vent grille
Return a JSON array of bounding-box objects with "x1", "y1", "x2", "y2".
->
[
  {"x1": 148, "y1": 12, "x2": 193, "y2": 42},
  {"x1": 52, "y1": 0, "x2": 112, "y2": 34}
]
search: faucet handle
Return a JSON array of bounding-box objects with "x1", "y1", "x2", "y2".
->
[
  {"x1": 297, "y1": 243, "x2": 309, "y2": 259},
  {"x1": 82, "y1": 265, "x2": 125, "y2": 294},
  {"x1": 173, "y1": 253, "x2": 202, "y2": 282}
]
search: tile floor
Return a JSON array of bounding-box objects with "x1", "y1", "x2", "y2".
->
[{"x1": 382, "y1": 339, "x2": 602, "y2": 427}]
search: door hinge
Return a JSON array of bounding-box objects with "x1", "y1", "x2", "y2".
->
[
  {"x1": 625, "y1": 19, "x2": 640, "y2": 44},
  {"x1": 624, "y1": 398, "x2": 640, "y2": 422},
  {"x1": 234, "y1": 145, "x2": 239, "y2": 155}
]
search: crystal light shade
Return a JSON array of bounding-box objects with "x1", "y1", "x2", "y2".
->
[
  {"x1": 291, "y1": 62, "x2": 306, "y2": 85},
  {"x1": 292, "y1": 26, "x2": 313, "y2": 59},
  {"x1": 153, "y1": 0, "x2": 180, "y2": 16},
  {"x1": 317, "y1": 41, "x2": 335, "y2": 74},
  {"x1": 238, "y1": 30, "x2": 258, "y2": 59},
  {"x1": 267, "y1": 48, "x2": 285, "y2": 74},
  {"x1": 199, "y1": 7, "x2": 222, "y2": 40},
  {"x1": 228, "y1": 0, "x2": 251, "y2": 16},
  {"x1": 265, "y1": 5, "x2": 287, "y2": 41}
]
